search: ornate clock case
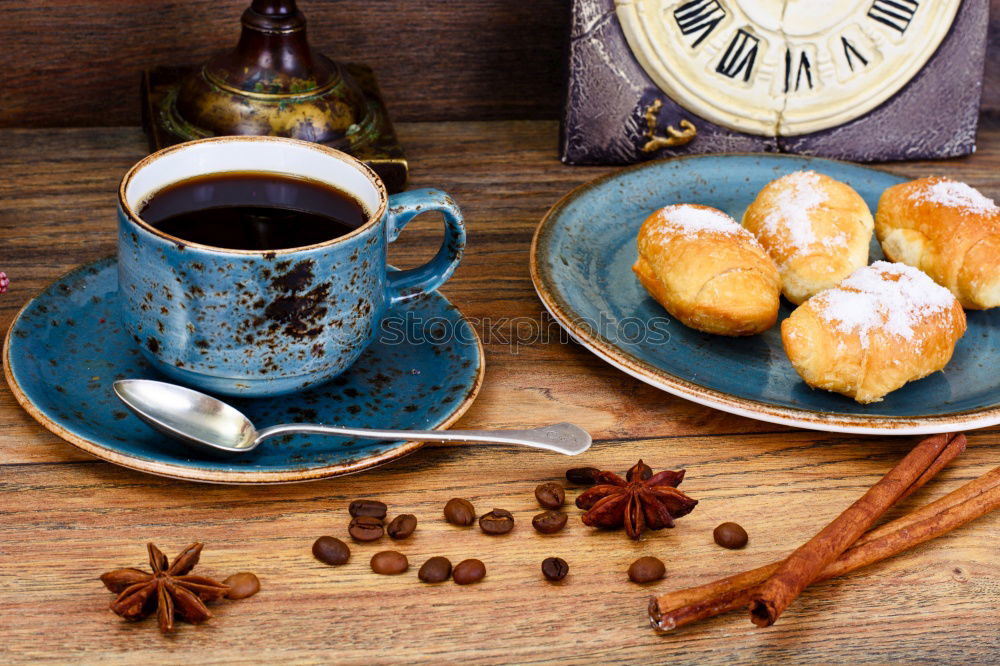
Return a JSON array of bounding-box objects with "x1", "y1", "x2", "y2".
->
[{"x1": 562, "y1": 0, "x2": 990, "y2": 164}]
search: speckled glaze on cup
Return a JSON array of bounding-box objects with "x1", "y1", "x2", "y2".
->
[{"x1": 118, "y1": 136, "x2": 465, "y2": 397}]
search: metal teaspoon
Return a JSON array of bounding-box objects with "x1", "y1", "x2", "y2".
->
[{"x1": 113, "y1": 379, "x2": 591, "y2": 458}]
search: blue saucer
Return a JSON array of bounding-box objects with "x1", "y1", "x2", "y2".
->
[
  {"x1": 531, "y1": 154, "x2": 1000, "y2": 434},
  {"x1": 4, "y1": 257, "x2": 484, "y2": 483}
]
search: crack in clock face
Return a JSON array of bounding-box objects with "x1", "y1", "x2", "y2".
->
[
  {"x1": 739, "y1": 1, "x2": 858, "y2": 36},
  {"x1": 615, "y1": 0, "x2": 961, "y2": 136}
]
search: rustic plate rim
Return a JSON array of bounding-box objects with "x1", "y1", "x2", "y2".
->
[
  {"x1": 3, "y1": 257, "x2": 485, "y2": 484},
  {"x1": 529, "y1": 152, "x2": 1000, "y2": 435}
]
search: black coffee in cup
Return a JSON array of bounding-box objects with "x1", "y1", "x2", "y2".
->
[
  {"x1": 139, "y1": 171, "x2": 367, "y2": 250},
  {"x1": 118, "y1": 135, "x2": 465, "y2": 397}
]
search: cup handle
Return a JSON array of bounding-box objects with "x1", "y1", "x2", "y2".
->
[{"x1": 385, "y1": 188, "x2": 466, "y2": 305}]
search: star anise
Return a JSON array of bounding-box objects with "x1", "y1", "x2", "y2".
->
[
  {"x1": 100, "y1": 543, "x2": 229, "y2": 633},
  {"x1": 575, "y1": 460, "x2": 698, "y2": 540}
]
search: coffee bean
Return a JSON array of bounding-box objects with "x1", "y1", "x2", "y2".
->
[
  {"x1": 444, "y1": 498, "x2": 476, "y2": 526},
  {"x1": 479, "y1": 508, "x2": 515, "y2": 535},
  {"x1": 223, "y1": 572, "x2": 260, "y2": 599},
  {"x1": 387, "y1": 514, "x2": 417, "y2": 540},
  {"x1": 312, "y1": 536, "x2": 350, "y2": 565},
  {"x1": 532, "y1": 510, "x2": 568, "y2": 534},
  {"x1": 713, "y1": 522, "x2": 749, "y2": 549},
  {"x1": 370, "y1": 550, "x2": 408, "y2": 575},
  {"x1": 541, "y1": 557, "x2": 569, "y2": 582},
  {"x1": 628, "y1": 556, "x2": 666, "y2": 584},
  {"x1": 349, "y1": 499, "x2": 387, "y2": 519},
  {"x1": 348, "y1": 515, "x2": 384, "y2": 542},
  {"x1": 565, "y1": 467, "x2": 601, "y2": 485},
  {"x1": 534, "y1": 482, "x2": 565, "y2": 509},
  {"x1": 452, "y1": 559, "x2": 486, "y2": 585},
  {"x1": 418, "y1": 556, "x2": 452, "y2": 583}
]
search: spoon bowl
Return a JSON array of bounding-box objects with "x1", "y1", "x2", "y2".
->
[
  {"x1": 114, "y1": 379, "x2": 259, "y2": 453},
  {"x1": 113, "y1": 379, "x2": 592, "y2": 458}
]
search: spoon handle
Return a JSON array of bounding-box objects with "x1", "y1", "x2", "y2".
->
[{"x1": 253, "y1": 422, "x2": 591, "y2": 456}]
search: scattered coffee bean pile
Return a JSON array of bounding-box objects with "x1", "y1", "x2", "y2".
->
[
  {"x1": 309, "y1": 465, "x2": 738, "y2": 589},
  {"x1": 312, "y1": 496, "x2": 488, "y2": 585},
  {"x1": 315, "y1": 498, "x2": 421, "y2": 572}
]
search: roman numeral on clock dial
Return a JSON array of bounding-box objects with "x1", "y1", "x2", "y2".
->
[
  {"x1": 673, "y1": 0, "x2": 726, "y2": 48},
  {"x1": 830, "y1": 24, "x2": 880, "y2": 82},
  {"x1": 841, "y1": 36, "x2": 869, "y2": 71},
  {"x1": 784, "y1": 48, "x2": 814, "y2": 92},
  {"x1": 867, "y1": 0, "x2": 919, "y2": 34},
  {"x1": 716, "y1": 28, "x2": 759, "y2": 82}
]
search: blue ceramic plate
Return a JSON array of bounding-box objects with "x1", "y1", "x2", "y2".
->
[
  {"x1": 531, "y1": 154, "x2": 1000, "y2": 434},
  {"x1": 4, "y1": 257, "x2": 484, "y2": 483}
]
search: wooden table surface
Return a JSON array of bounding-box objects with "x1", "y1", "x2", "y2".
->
[{"x1": 1, "y1": 121, "x2": 998, "y2": 664}]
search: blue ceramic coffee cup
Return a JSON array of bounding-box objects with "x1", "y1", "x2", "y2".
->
[{"x1": 117, "y1": 136, "x2": 465, "y2": 397}]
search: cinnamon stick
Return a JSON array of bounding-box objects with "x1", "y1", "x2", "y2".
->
[
  {"x1": 747, "y1": 432, "x2": 963, "y2": 626},
  {"x1": 822, "y1": 466, "x2": 999, "y2": 579},
  {"x1": 648, "y1": 434, "x2": 967, "y2": 631},
  {"x1": 894, "y1": 432, "x2": 967, "y2": 503},
  {"x1": 650, "y1": 460, "x2": 999, "y2": 632}
]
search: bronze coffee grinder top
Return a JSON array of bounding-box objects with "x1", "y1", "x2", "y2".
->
[{"x1": 142, "y1": 0, "x2": 406, "y2": 191}]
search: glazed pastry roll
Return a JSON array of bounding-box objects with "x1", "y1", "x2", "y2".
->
[
  {"x1": 781, "y1": 261, "x2": 966, "y2": 404},
  {"x1": 876, "y1": 176, "x2": 1000, "y2": 309},
  {"x1": 742, "y1": 171, "x2": 874, "y2": 304},
  {"x1": 633, "y1": 204, "x2": 781, "y2": 336}
]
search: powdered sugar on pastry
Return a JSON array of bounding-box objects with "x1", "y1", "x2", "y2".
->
[
  {"x1": 822, "y1": 231, "x2": 849, "y2": 249},
  {"x1": 911, "y1": 179, "x2": 998, "y2": 214},
  {"x1": 759, "y1": 171, "x2": 845, "y2": 261},
  {"x1": 650, "y1": 205, "x2": 756, "y2": 241},
  {"x1": 812, "y1": 261, "x2": 955, "y2": 347}
]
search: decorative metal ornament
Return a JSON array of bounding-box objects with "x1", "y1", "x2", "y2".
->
[
  {"x1": 562, "y1": 0, "x2": 989, "y2": 165},
  {"x1": 142, "y1": 0, "x2": 406, "y2": 191}
]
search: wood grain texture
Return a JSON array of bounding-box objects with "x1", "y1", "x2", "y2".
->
[
  {"x1": 0, "y1": 0, "x2": 568, "y2": 127},
  {"x1": 1, "y1": 121, "x2": 999, "y2": 662},
  {"x1": 0, "y1": 0, "x2": 997, "y2": 128}
]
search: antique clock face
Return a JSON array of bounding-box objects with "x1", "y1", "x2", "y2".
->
[{"x1": 616, "y1": 0, "x2": 962, "y2": 136}]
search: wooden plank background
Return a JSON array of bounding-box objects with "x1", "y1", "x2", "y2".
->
[
  {"x1": 0, "y1": 0, "x2": 997, "y2": 128},
  {"x1": 0, "y1": 121, "x2": 998, "y2": 662},
  {"x1": 2, "y1": 1, "x2": 999, "y2": 660}
]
